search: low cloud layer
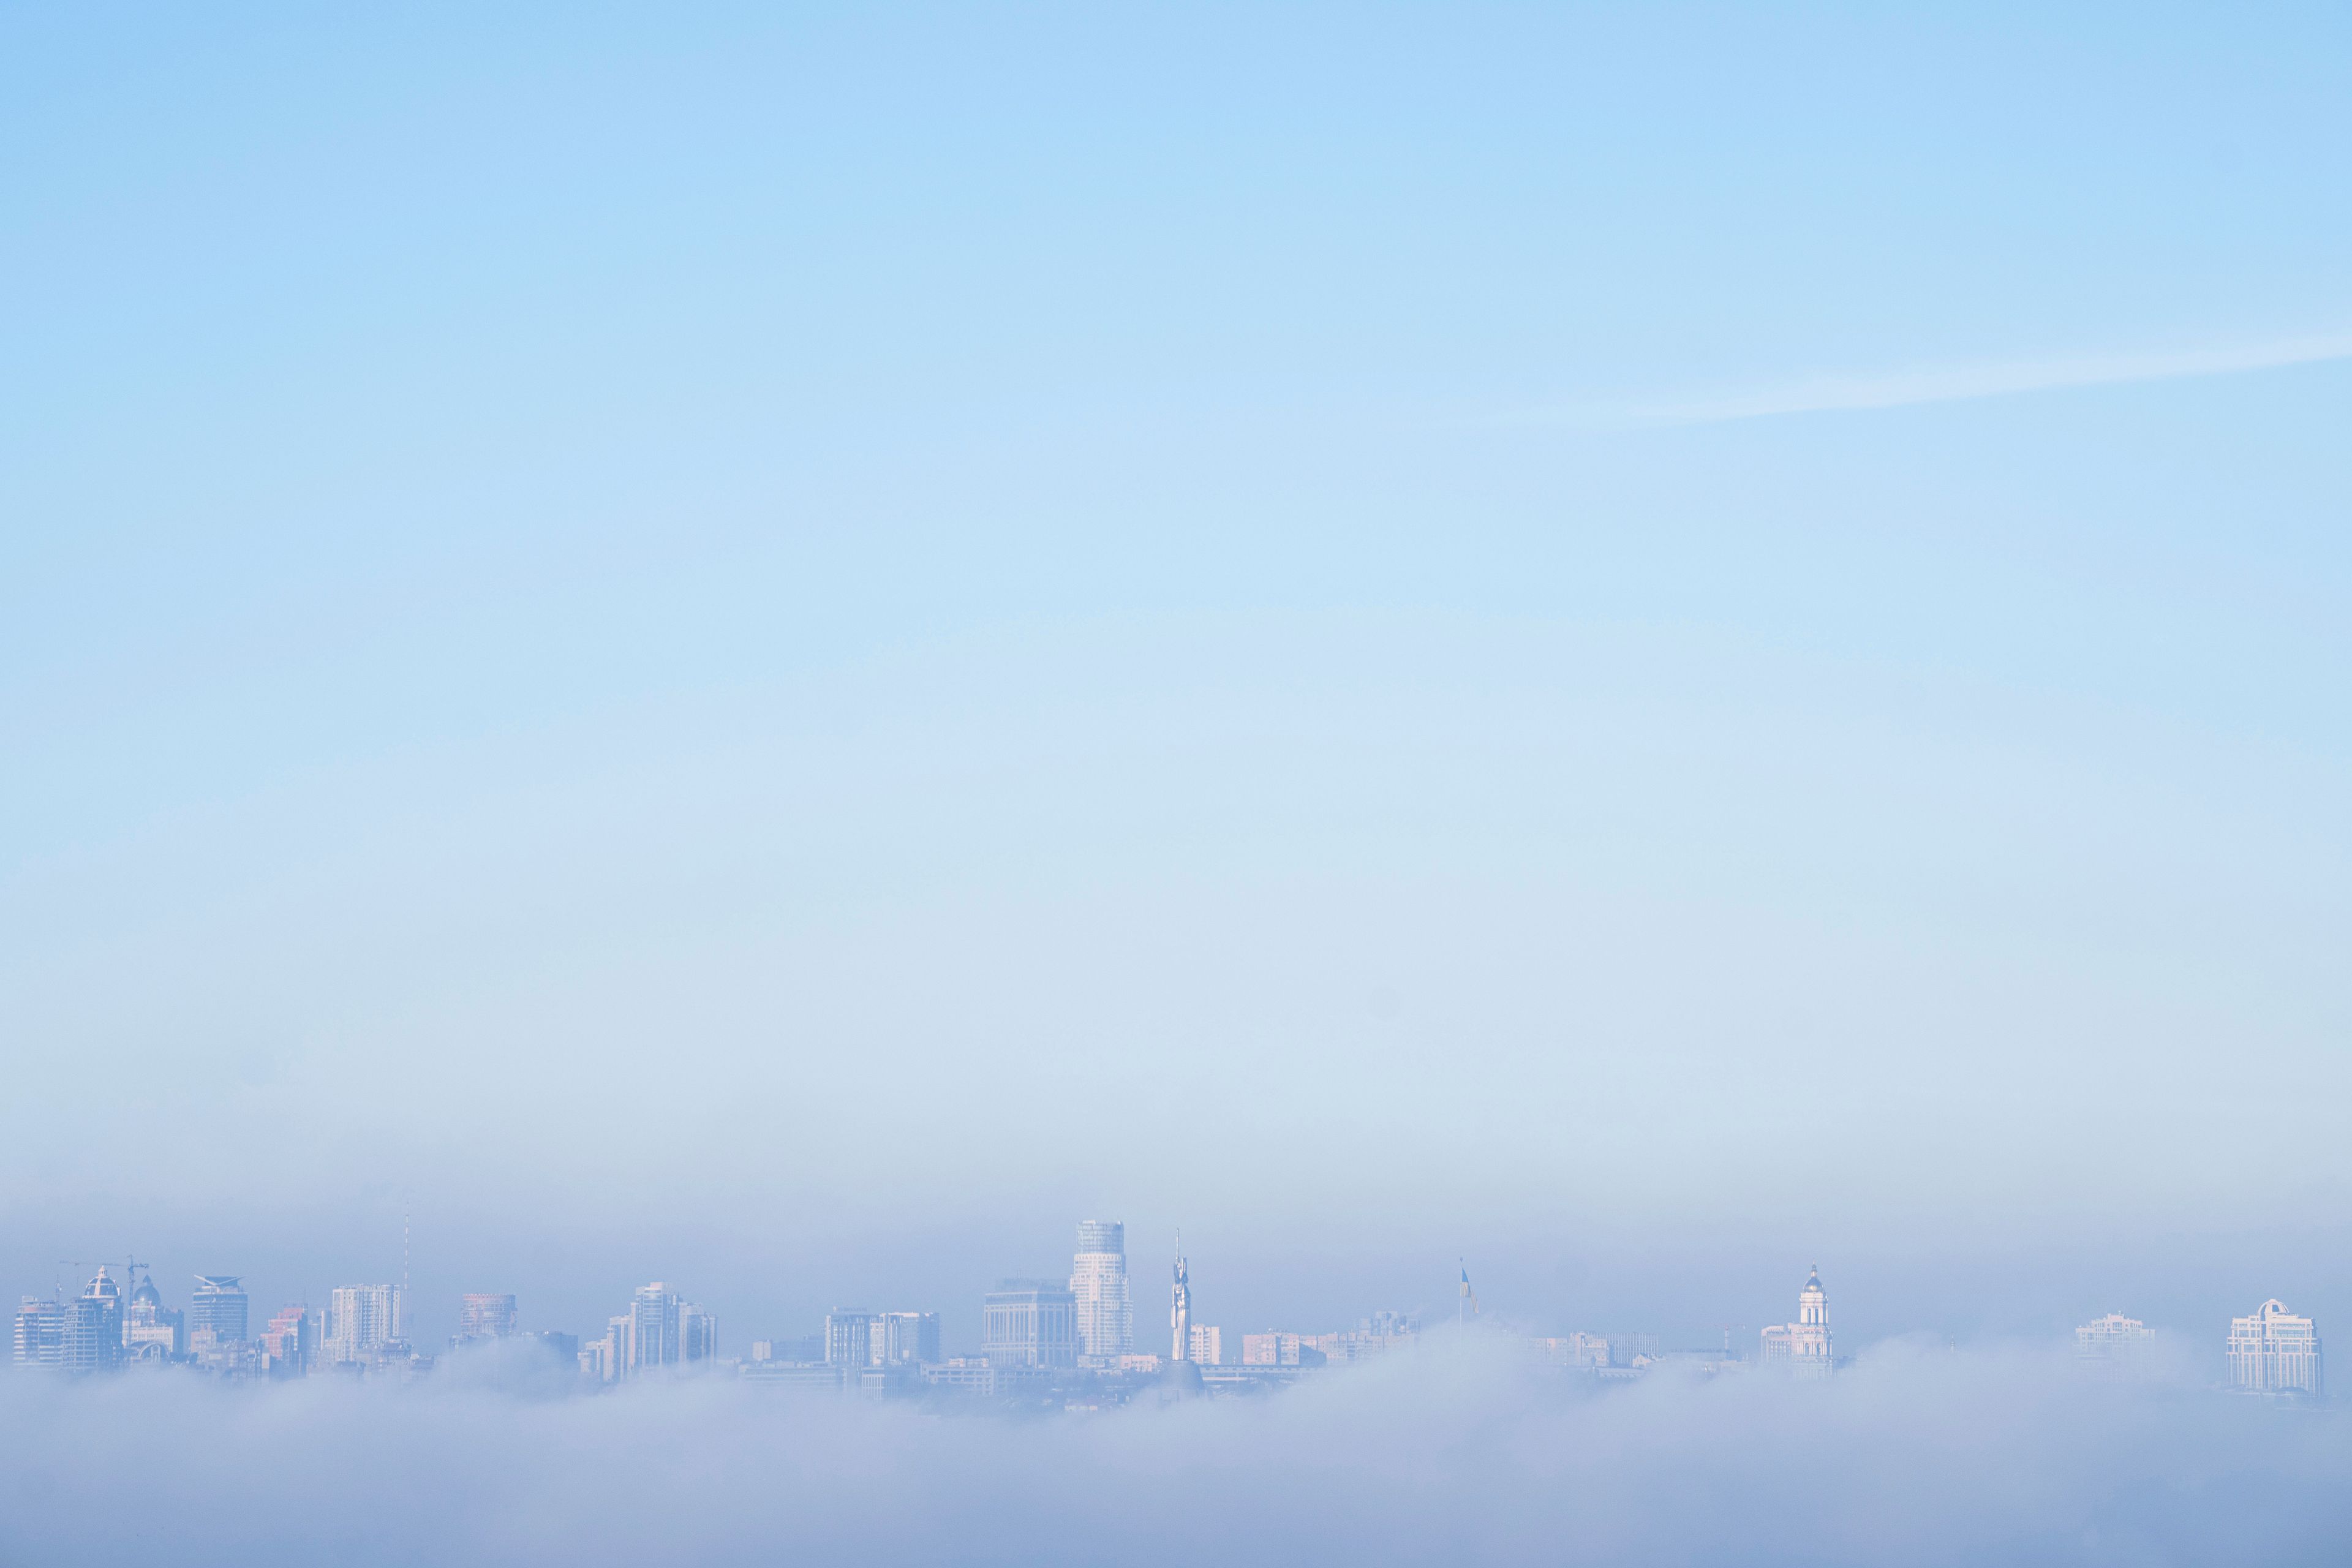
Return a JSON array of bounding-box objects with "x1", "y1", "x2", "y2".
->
[{"x1": 4, "y1": 1332, "x2": 2345, "y2": 1566}]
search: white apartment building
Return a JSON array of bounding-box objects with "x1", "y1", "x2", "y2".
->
[
  {"x1": 1069, "y1": 1220, "x2": 1133, "y2": 1363},
  {"x1": 2228, "y1": 1299, "x2": 2323, "y2": 1396},
  {"x1": 322, "y1": 1284, "x2": 404, "y2": 1366},
  {"x1": 1188, "y1": 1325, "x2": 1223, "y2": 1365},
  {"x1": 2075, "y1": 1313, "x2": 2155, "y2": 1366},
  {"x1": 1759, "y1": 1266, "x2": 1832, "y2": 1377},
  {"x1": 825, "y1": 1310, "x2": 875, "y2": 1368}
]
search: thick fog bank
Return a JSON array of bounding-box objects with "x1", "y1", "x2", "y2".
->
[{"x1": 2, "y1": 1336, "x2": 2343, "y2": 1567}]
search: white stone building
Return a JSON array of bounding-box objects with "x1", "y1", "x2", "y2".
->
[
  {"x1": 2228, "y1": 1299, "x2": 2323, "y2": 1396},
  {"x1": 321, "y1": 1284, "x2": 404, "y2": 1367},
  {"x1": 2075, "y1": 1313, "x2": 2155, "y2": 1366},
  {"x1": 1759, "y1": 1265, "x2": 1833, "y2": 1376}
]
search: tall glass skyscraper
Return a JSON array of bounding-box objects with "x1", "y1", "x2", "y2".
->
[
  {"x1": 189, "y1": 1276, "x2": 250, "y2": 1344},
  {"x1": 627, "y1": 1283, "x2": 680, "y2": 1373},
  {"x1": 12, "y1": 1297, "x2": 66, "y2": 1367},
  {"x1": 1069, "y1": 1219, "x2": 1133, "y2": 1362}
]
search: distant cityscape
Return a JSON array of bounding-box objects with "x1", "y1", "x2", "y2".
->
[{"x1": 10, "y1": 1223, "x2": 2328, "y2": 1404}]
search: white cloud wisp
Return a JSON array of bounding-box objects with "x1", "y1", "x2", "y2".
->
[{"x1": 1598, "y1": 327, "x2": 2352, "y2": 425}]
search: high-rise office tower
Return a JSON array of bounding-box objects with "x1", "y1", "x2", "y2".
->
[
  {"x1": 261, "y1": 1305, "x2": 315, "y2": 1372},
  {"x1": 59, "y1": 1268, "x2": 126, "y2": 1372},
  {"x1": 627, "y1": 1284, "x2": 681, "y2": 1374},
  {"x1": 1170, "y1": 1235, "x2": 1191, "y2": 1362},
  {"x1": 456, "y1": 1294, "x2": 518, "y2": 1343},
  {"x1": 825, "y1": 1310, "x2": 876, "y2": 1368},
  {"x1": 13, "y1": 1297, "x2": 66, "y2": 1367},
  {"x1": 875, "y1": 1311, "x2": 940, "y2": 1366},
  {"x1": 188, "y1": 1276, "x2": 250, "y2": 1346},
  {"x1": 122, "y1": 1272, "x2": 183, "y2": 1362},
  {"x1": 2228, "y1": 1300, "x2": 2324, "y2": 1395},
  {"x1": 322, "y1": 1284, "x2": 404, "y2": 1366},
  {"x1": 983, "y1": 1280, "x2": 1079, "y2": 1369},
  {"x1": 1760, "y1": 1265, "x2": 1833, "y2": 1376},
  {"x1": 679, "y1": 1303, "x2": 718, "y2": 1363},
  {"x1": 585, "y1": 1316, "x2": 630, "y2": 1382},
  {"x1": 1069, "y1": 1220, "x2": 1133, "y2": 1362}
]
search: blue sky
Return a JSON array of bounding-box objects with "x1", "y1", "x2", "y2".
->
[{"x1": 3, "y1": 3, "x2": 2348, "y2": 1350}]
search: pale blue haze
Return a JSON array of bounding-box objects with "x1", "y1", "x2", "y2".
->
[{"x1": 2, "y1": 4, "x2": 2348, "y2": 1352}]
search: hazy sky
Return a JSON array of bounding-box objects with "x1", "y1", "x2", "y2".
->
[{"x1": 4, "y1": 4, "x2": 2349, "y2": 1353}]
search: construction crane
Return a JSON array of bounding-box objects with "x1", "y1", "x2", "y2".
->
[{"x1": 53, "y1": 1257, "x2": 149, "y2": 1295}]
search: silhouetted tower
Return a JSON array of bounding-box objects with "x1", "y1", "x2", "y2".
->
[{"x1": 1170, "y1": 1234, "x2": 1192, "y2": 1362}]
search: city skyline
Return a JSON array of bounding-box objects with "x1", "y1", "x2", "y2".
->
[
  {"x1": 12, "y1": 1229, "x2": 2321, "y2": 1401},
  {"x1": 8, "y1": 1210, "x2": 2339, "y2": 1371}
]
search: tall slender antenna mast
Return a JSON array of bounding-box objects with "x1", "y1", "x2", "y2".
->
[{"x1": 402, "y1": 1205, "x2": 412, "y2": 1341}]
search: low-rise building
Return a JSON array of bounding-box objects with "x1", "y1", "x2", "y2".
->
[
  {"x1": 1532, "y1": 1332, "x2": 1611, "y2": 1368},
  {"x1": 1240, "y1": 1332, "x2": 1325, "y2": 1366},
  {"x1": 923, "y1": 1356, "x2": 998, "y2": 1394}
]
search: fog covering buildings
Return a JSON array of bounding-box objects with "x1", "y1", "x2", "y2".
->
[
  {"x1": 579, "y1": 1283, "x2": 720, "y2": 1382},
  {"x1": 7, "y1": 1318, "x2": 2352, "y2": 1568},
  {"x1": 13, "y1": 1243, "x2": 2334, "y2": 1415},
  {"x1": 9, "y1": 1231, "x2": 2352, "y2": 1562}
]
